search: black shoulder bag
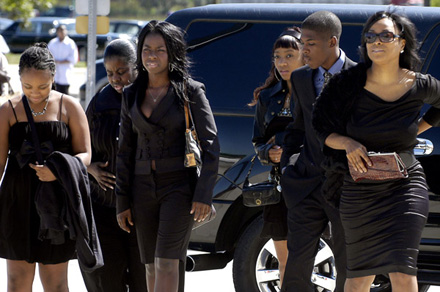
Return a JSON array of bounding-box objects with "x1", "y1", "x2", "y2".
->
[
  {"x1": 22, "y1": 96, "x2": 44, "y2": 165},
  {"x1": 242, "y1": 155, "x2": 281, "y2": 207}
]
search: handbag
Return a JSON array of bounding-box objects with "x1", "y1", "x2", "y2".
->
[
  {"x1": 184, "y1": 100, "x2": 202, "y2": 177},
  {"x1": 242, "y1": 155, "x2": 281, "y2": 207},
  {"x1": 192, "y1": 204, "x2": 216, "y2": 230},
  {"x1": 348, "y1": 152, "x2": 408, "y2": 182}
]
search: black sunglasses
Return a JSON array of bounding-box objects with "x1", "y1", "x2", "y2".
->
[{"x1": 364, "y1": 31, "x2": 401, "y2": 44}]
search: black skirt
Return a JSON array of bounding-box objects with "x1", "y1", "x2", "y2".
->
[{"x1": 340, "y1": 162, "x2": 429, "y2": 278}]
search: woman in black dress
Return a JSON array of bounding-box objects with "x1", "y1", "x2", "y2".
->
[
  {"x1": 115, "y1": 21, "x2": 219, "y2": 292},
  {"x1": 81, "y1": 39, "x2": 147, "y2": 291},
  {"x1": 0, "y1": 43, "x2": 91, "y2": 291},
  {"x1": 312, "y1": 11, "x2": 440, "y2": 292},
  {"x1": 251, "y1": 26, "x2": 303, "y2": 285}
]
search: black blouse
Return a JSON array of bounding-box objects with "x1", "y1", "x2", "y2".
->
[{"x1": 346, "y1": 74, "x2": 440, "y2": 153}]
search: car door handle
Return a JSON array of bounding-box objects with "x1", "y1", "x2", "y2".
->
[{"x1": 414, "y1": 138, "x2": 434, "y2": 155}]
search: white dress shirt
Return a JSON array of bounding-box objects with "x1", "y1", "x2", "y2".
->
[{"x1": 48, "y1": 36, "x2": 78, "y2": 86}]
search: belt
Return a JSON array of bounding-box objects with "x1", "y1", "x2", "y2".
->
[{"x1": 398, "y1": 151, "x2": 417, "y2": 168}]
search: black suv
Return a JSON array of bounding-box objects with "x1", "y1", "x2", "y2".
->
[{"x1": 163, "y1": 4, "x2": 440, "y2": 292}]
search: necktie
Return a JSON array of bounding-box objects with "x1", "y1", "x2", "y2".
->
[{"x1": 322, "y1": 71, "x2": 333, "y2": 92}]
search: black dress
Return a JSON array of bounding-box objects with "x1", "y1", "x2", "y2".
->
[
  {"x1": 313, "y1": 67, "x2": 440, "y2": 278},
  {"x1": 0, "y1": 119, "x2": 76, "y2": 264}
]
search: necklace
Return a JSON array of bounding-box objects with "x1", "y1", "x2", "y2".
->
[
  {"x1": 278, "y1": 94, "x2": 292, "y2": 117},
  {"x1": 148, "y1": 85, "x2": 168, "y2": 103},
  {"x1": 28, "y1": 96, "x2": 50, "y2": 117}
]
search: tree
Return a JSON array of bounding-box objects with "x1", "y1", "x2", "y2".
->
[{"x1": 2, "y1": 0, "x2": 56, "y2": 21}]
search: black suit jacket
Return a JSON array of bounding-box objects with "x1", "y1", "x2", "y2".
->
[
  {"x1": 280, "y1": 56, "x2": 356, "y2": 207},
  {"x1": 116, "y1": 78, "x2": 220, "y2": 213}
]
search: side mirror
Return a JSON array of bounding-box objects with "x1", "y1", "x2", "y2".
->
[{"x1": 414, "y1": 138, "x2": 434, "y2": 156}]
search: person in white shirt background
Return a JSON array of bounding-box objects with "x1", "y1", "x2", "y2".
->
[
  {"x1": 0, "y1": 52, "x2": 10, "y2": 96},
  {"x1": 0, "y1": 35, "x2": 11, "y2": 97},
  {"x1": 48, "y1": 25, "x2": 78, "y2": 95}
]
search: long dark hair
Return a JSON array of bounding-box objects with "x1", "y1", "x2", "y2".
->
[
  {"x1": 250, "y1": 26, "x2": 302, "y2": 106},
  {"x1": 359, "y1": 10, "x2": 421, "y2": 71},
  {"x1": 135, "y1": 20, "x2": 191, "y2": 103}
]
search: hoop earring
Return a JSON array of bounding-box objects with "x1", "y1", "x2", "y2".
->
[{"x1": 274, "y1": 70, "x2": 281, "y2": 81}]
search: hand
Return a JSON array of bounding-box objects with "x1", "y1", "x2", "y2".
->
[
  {"x1": 344, "y1": 138, "x2": 372, "y2": 173},
  {"x1": 88, "y1": 161, "x2": 116, "y2": 191},
  {"x1": 267, "y1": 136, "x2": 276, "y2": 145},
  {"x1": 29, "y1": 162, "x2": 57, "y2": 181},
  {"x1": 268, "y1": 145, "x2": 283, "y2": 163},
  {"x1": 190, "y1": 202, "x2": 211, "y2": 223},
  {"x1": 117, "y1": 208, "x2": 133, "y2": 233}
]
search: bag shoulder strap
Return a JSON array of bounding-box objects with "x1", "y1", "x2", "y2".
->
[
  {"x1": 243, "y1": 155, "x2": 258, "y2": 187},
  {"x1": 243, "y1": 155, "x2": 281, "y2": 188},
  {"x1": 184, "y1": 100, "x2": 191, "y2": 130},
  {"x1": 22, "y1": 96, "x2": 44, "y2": 165},
  {"x1": 8, "y1": 100, "x2": 18, "y2": 123}
]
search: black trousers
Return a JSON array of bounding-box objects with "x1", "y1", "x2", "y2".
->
[
  {"x1": 55, "y1": 83, "x2": 69, "y2": 95},
  {"x1": 80, "y1": 203, "x2": 147, "y2": 292},
  {"x1": 281, "y1": 185, "x2": 347, "y2": 292}
]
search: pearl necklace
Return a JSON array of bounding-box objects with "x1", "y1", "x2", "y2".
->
[{"x1": 28, "y1": 96, "x2": 50, "y2": 117}]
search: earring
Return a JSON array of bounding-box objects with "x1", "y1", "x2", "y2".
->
[
  {"x1": 169, "y1": 63, "x2": 174, "y2": 72},
  {"x1": 142, "y1": 66, "x2": 146, "y2": 71},
  {"x1": 400, "y1": 48, "x2": 404, "y2": 54},
  {"x1": 274, "y1": 70, "x2": 280, "y2": 81}
]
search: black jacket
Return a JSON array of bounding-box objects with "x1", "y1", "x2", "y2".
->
[
  {"x1": 36, "y1": 151, "x2": 103, "y2": 273},
  {"x1": 252, "y1": 80, "x2": 293, "y2": 165},
  {"x1": 86, "y1": 84, "x2": 122, "y2": 208},
  {"x1": 116, "y1": 78, "x2": 220, "y2": 213},
  {"x1": 280, "y1": 56, "x2": 356, "y2": 207}
]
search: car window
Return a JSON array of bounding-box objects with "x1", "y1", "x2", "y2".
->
[
  {"x1": 19, "y1": 22, "x2": 38, "y2": 33},
  {"x1": 116, "y1": 23, "x2": 140, "y2": 35},
  {"x1": 109, "y1": 23, "x2": 117, "y2": 33},
  {"x1": 186, "y1": 20, "x2": 363, "y2": 112},
  {"x1": 65, "y1": 23, "x2": 77, "y2": 34},
  {"x1": 41, "y1": 22, "x2": 54, "y2": 34},
  {"x1": 419, "y1": 22, "x2": 440, "y2": 78}
]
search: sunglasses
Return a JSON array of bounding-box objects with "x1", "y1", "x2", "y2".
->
[{"x1": 364, "y1": 31, "x2": 401, "y2": 44}]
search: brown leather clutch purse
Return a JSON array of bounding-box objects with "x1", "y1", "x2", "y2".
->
[{"x1": 348, "y1": 152, "x2": 408, "y2": 182}]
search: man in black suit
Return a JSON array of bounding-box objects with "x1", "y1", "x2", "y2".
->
[{"x1": 280, "y1": 11, "x2": 356, "y2": 292}]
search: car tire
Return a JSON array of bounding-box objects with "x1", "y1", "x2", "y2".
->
[
  {"x1": 232, "y1": 215, "x2": 275, "y2": 292},
  {"x1": 232, "y1": 215, "x2": 337, "y2": 292},
  {"x1": 231, "y1": 215, "x2": 428, "y2": 292}
]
